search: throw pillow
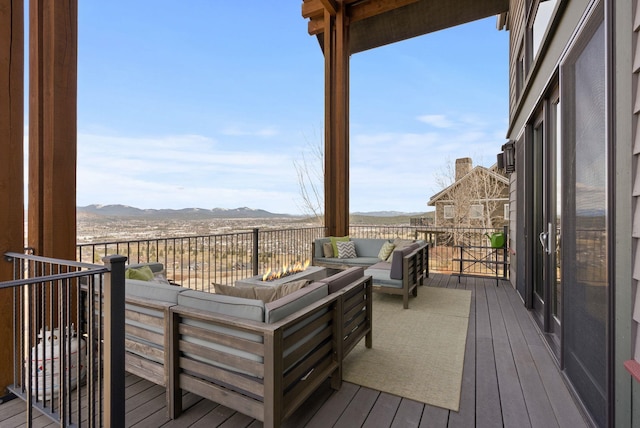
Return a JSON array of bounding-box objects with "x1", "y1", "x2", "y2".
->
[
  {"x1": 337, "y1": 240, "x2": 357, "y2": 259},
  {"x1": 125, "y1": 265, "x2": 154, "y2": 281},
  {"x1": 275, "y1": 279, "x2": 311, "y2": 299},
  {"x1": 378, "y1": 242, "x2": 396, "y2": 260},
  {"x1": 329, "y1": 236, "x2": 350, "y2": 257},
  {"x1": 152, "y1": 269, "x2": 171, "y2": 285},
  {"x1": 322, "y1": 242, "x2": 334, "y2": 258},
  {"x1": 214, "y1": 283, "x2": 278, "y2": 302},
  {"x1": 214, "y1": 279, "x2": 311, "y2": 303},
  {"x1": 387, "y1": 238, "x2": 415, "y2": 262}
]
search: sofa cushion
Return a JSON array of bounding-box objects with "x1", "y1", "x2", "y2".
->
[
  {"x1": 178, "y1": 289, "x2": 265, "y2": 321},
  {"x1": 320, "y1": 266, "x2": 364, "y2": 293},
  {"x1": 313, "y1": 238, "x2": 331, "y2": 258},
  {"x1": 364, "y1": 268, "x2": 403, "y2": 289},
  {"x1": 329, "y1": 236, "x2": 350, "y2": 257},
  {"x1": 320, "y1": 257, "x2": 381, "y2": 267},
  {"x1": 351, "y1": 238, "x2": 389, "y2": 258},
  {"x1": 377, "y1": 242, "x2": 396, "y2": 260},
  {"x1": 126, "y1": 279, "x2": 186, "y2": 304},
  {"x1": 337, "y1": 240, "x2": 357, "y2": 259},
  {"x1": 390, "y1": 243, "x2": 420, "y2": 280},
  {"x1": 368, "y1": 261, "x2": 391, "y2": 271},
  {"x1": 264, "y1": 282, "x2": 328, "y2": 324}
]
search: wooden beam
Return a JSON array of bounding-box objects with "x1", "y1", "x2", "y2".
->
[
  {"x1": 28, "y1": 0, "x2": 78, "y2": 260},
  {"x1": 350, "y1": 0, "x2": 419, "y2": 22},
  {"x1": 306, "y1": 0, "x2": 419, "y2": 36},
  {"x1": 302, "y1": 0, "x2": 325, "y2": 19},
  {"x1": 0, "y1": 0, "x2": 24, "y2": 395},
  {"x1": 320, "y1": 0, "x2": 338, "y2": 16},
  {"x1": 323, "y1": 6, "x2": 350, "y2": 236}
]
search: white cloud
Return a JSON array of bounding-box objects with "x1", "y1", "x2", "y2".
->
[
  {"x1": 76, "y1": 132, "x2": 302, "y2": 213},
  {"x1": 417, "y1": 114, "x2": 453, "y2": 128}
]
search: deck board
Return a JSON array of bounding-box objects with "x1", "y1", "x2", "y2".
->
[
  {"x1": 362, "y1": 392, "x2": 401, "y2": 428},
  {"x1": 390, "y1": 399, "x2": 423, "y2": 428},
  {"x1": 0, "y1": 274, "x2": 591, "y2": 428}
]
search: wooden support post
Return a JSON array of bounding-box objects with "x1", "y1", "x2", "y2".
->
[
  {"x1": 0, "y1": 0, "x2": 24, "y2": 395},
  {"x1": 324, "y1": 3, "x2": 350, "y2": 237},
  {"x1": 28, "y1": 0, "x2": 78, "y2": 260}
]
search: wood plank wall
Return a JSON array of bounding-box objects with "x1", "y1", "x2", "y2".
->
[
  {"x1": 508, "y1": 0, "x2": 527, "y2": 119},
  {"x1": 0, "y1": 0, "x2": 24, "y2": 395}
]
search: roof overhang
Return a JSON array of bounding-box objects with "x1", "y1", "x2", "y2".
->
[{"x1": 302, "y1": 0, "x2": 510, "y2": 54}]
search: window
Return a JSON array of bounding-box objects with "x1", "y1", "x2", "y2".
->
[
  {"x1": 443, "y1": 205, "x2": 454, "y2": 219},
  {"x1": 516, "y1": 43, "x2": 525, "y2": 98},
  {"x1": 504, "y1": 203, "x2": 510, "y2": 220},
  {"x1": 470, "y1": 205, "x2": 483, "y2": 219},
  {"x1": 532, "y1": 0, "x2": 558, "y2": 58}
]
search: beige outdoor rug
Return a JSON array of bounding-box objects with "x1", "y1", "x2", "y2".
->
[{"x1": 342, "y1": 286, "x2": 472, "y2": 412}]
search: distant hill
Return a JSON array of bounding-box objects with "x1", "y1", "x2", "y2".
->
[
  {"x1": 77, "y1": 205, "x2": 433, "y2": 222},
  {"x1": 77, "y1": 204, "x2": 294, "y2": 219},
  {"x1": 351, "y1": 211, "x2": 428, "y2": 217}
]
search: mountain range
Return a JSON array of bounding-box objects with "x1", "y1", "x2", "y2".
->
[
  {"x1": 77, "y1": 205, "x2": 430, "y2": 220},
  {"x1": 77, "y1": 204, "x2": 293, "y2": 219}
]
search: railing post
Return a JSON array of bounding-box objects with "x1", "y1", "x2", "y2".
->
[
  {"x1": 253, "y1": 228, "x2": 259, "y2": 276},
  {"x1": 103, "y1": 255, "x2": 127, "y2": 428}
]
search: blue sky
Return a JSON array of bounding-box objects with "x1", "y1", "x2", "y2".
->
[{"x1": 73, "y1": 2, "x2": 509, "y2": 215}]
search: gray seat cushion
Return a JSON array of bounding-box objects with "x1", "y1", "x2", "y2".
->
[
  {"x1": 368, "y1": 261, "x2": 391, "y2": 271},
  {"x1": 125, "y1": 279, "x2": 186, "y2": 304},
  {"x1": 178, "y1": 289, "x2": 265, "y2": 321},
  {"x1": 264, "y1": 282, "x2": 328, "y2": 324},
  {"x1": 363, "y1": 268, "x2": 403, "y2": 289},
  {"x1": 321, "y1": 257, "x2": 381, "y2": 267}
]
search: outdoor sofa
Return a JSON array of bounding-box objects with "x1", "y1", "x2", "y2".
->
[
  {"x1": 313, "y1": 237, "x2": 429, "y2": 308},
  {"x1": 114, "y1": 263, "x2": 373, "y2": 428}
]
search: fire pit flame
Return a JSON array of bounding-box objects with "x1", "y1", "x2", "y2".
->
[{"x1": 262, "y1": 259, "x2": 310, "y2": 282}]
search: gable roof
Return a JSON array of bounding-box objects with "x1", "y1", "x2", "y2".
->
[{"x1": 428, "y1": 164, "x2": 509, "y2": 206}]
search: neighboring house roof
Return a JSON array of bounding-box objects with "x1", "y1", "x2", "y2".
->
[{"x1": 428, "y1": 164, "x2": 509, "y2": 206}]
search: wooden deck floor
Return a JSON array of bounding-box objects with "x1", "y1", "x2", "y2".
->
[{"x1": 0, "y1": 274, "x2": 591, "y2": 428}]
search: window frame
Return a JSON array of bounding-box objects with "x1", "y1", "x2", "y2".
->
[
  {"x1": 443, "y1": 205, "x2": 454, "y2": 219},
  {"x1": 469, "y1": 204, "x2": 484, "y2": 219}
]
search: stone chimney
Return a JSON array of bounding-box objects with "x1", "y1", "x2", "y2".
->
[{"x1": 455, "y1": 157, "x2": 473, "y2": 182}]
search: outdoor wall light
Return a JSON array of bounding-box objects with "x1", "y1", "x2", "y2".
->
[{"x1": 501, "y1": 141, "x2": 516, "y2": 173}]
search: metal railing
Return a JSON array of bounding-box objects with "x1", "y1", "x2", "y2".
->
[
  {"x1": 77, "y1": 226, "x2": 326, "y2": 292},
  {"x1": 76, "y1": 225, "x2": 509, "y2": 291},
  {"x1": 1, "y1": 252, "x2": 126, "y2": 427}
]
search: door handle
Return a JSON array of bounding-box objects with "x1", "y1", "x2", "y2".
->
[
  {"x1": 539, "y1": 230, "x2": 548, "y2": 253},
  {"x1": 539, "y1": 222, "x2": 553, "y2": 255}
]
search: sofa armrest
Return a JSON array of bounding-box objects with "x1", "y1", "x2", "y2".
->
[{"x1": 336, "y1": 274, "x2": 373, "y2": 358}]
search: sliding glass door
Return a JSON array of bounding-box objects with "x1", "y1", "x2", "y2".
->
[{"x1": 561, "y1": 9, "x2": 607, "y2": 427}]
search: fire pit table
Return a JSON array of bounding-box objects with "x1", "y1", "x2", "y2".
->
[{"x1": 235, "y1": 266, "x2": 327, "y2": 288}]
